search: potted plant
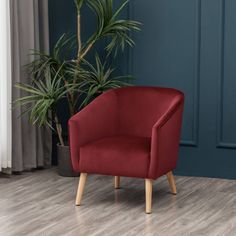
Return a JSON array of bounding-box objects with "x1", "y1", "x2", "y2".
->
[{"x1": 14, "y1": 0, "x2": 141, "y2": 176}]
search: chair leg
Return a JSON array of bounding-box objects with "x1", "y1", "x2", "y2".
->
[
  {"x1": 75, "y1": 173, "x2": 87, "y2": 206},
  {"x1": 166, "y1": 171, "x2": 177, "y2": 194},
  {"x1": 114, "y1": 176, "x2": 120, "y2": 189},
  {"x1": 145, "y1": 179, "x2": 153, "y2": 214}
]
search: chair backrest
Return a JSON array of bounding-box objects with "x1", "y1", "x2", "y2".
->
[{"x1": 114, "y1": 86, "x2": 184, "y2": 137}]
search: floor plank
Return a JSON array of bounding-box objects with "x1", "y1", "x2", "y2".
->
[{"x1": 0, "y1": 169, "x2": 235, "y2": 236}]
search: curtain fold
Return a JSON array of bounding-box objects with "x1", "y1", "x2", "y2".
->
[
  {"x1": 10, "y1": 0, "x2": 52, "y2": 172},
  {"x1": 0, "y1": 0, "x2": 12, "y2": 172}
]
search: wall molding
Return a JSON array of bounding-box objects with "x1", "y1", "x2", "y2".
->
[
  {"x1": 181, "y1": 0, "x2": 201, "y2": 147},
  {"x1": 216, "y1": 0, "x2": 236, "y2": 149},
  {"x1": 128, "y1": 0, "x2": 201, "y2": 147}
]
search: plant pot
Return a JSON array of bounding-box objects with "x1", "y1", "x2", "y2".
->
[{"x1": 57, "y1": 144, "x2": 80, "y2": 177}]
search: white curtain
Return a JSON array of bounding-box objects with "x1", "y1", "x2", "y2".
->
[{"x1": 0, "y1": 0, "x2": 12, "y2": 171}]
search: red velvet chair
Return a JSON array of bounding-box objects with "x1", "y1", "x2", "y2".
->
[{"x1": 69, "y1": 86, "x2": 184, "y2": 213}]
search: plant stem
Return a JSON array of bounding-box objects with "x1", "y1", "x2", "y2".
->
[
  {"x1": 68, "y1": 1, "x2": 95, "y2": 114},
  {"x1": 79, "y1": 40, "x2": 96, "y2": 60},
  {"x1": 67, "y1": 95, "x2": 75, "y2": 116},
  {"x1": 76, "y1": 10, "x2": 96, "y2": 61},
  {"x1": 77, "y1": 14, "x2": 82, "y2": 60},
  {"x1": 68, "y1": 10, "x2": 82, "y2": 116},
  {"x1": 54, "y1": 114, "x2": 65, "y2": 146},
  {"x1": 62, "y1": 77, "x2": 75, "y2": 116}
]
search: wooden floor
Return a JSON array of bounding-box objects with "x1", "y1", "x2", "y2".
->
[{"x1": 0, "y1": 169, "x2": 236, "y2": 236}]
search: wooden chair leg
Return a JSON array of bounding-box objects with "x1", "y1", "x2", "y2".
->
[
  {"x1": 166, "y1": 171, "x2": 177, "y2": 194},
  {"x1": 114, "y1": 176, "x2": 120, "y2": 189},
  {"x1": 145, "y1": 179, "x2": 153, "y2": 214},
  {"x1": 75, "y1": 173, "x2": 87, "y2": 206}
]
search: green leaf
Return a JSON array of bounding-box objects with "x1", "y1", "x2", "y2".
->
[
  {"x1": 78, "y1": 54, "x2": 132, "y2": 108},
  {"x1": 14, "y1": 66, "x2": 71, "y2": 129},
  {"x1": 85, "y1": 0, "x2": 141, "y2": 56}
]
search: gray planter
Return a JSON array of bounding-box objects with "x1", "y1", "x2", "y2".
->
[{"x1": 57, "y1": 144, "x2": 80, "y2": 177}]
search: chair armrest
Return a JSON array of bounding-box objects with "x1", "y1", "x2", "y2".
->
[
  {"x1": 148, "y1": 97, "x2": 184, "y2": 179},
  {"x1": 68, "y1": 91, "x2": 118, "y2": 171}
]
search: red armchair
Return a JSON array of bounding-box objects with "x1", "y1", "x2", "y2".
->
[{"x1": 69, "y1": 86, "x2": 184, "y2": 213}]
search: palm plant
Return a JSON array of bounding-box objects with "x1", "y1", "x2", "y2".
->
[
  {"x1": 14, "y1": 66, "x2": 77, "y2": 146},
  {"x1": 15, "y1": 0, "x2": 141, "y2": 146}
]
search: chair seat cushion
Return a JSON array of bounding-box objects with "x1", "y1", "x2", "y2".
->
[{"x1": 79, "y1": 136, "x2": 151, "y2": 178}]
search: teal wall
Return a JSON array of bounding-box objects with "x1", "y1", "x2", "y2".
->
[{"x1": 49, "y1": 0, "x2": 236, "y2": 179}]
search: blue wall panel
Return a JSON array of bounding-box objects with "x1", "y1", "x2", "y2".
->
[
  {"x1": 49, "y1": 0, "x2": 236, "y2": 179},
  {"x1": 129, "y1": 0, "x2": 201, "y2": 146},
  {"x1": 220, "y1": 0, "x2": 236, "y2": 146}
]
